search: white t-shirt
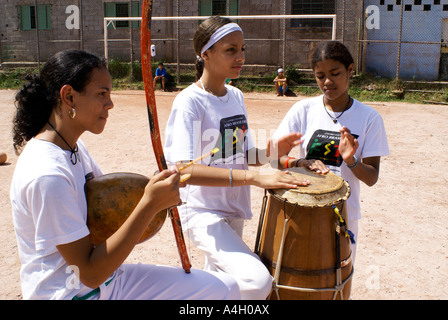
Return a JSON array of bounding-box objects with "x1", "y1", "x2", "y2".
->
[
  {"x1": 273, "y1": 95, "x2": 390, "y2": 220},
  {"x1": 164, "y1": 83, "x2": 255, "y2": 220},
  {"x1": 10, "y1": 138, "x2": 103, "y2": 299}
]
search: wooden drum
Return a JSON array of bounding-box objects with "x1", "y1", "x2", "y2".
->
[{"x1": 255, "y1": 167, "x2": 354, "y2": 300}]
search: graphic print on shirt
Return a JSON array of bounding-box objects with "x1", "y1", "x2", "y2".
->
[
  {"x1": 209, "y1": 114, "x2": 248, "y2": 165},
  {"x1": 306, "y1": 129, "x2": 359, "y2": 167}
]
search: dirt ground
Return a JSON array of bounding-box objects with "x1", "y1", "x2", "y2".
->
[{"x1": 0, "y1": 88, "x2": 447, "y2": 300}]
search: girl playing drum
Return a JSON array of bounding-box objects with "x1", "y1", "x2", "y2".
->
[
  {"x1": 273, "y1": 41, "x2": 390, "y2": 264},
  {"x1": 164, "y1": 16, "x2": 310, "y2": 300}
]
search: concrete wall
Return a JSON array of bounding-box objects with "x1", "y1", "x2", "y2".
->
[
  {"x1": 1, "y1": 0, "x2": 85, "y2": 61},
  {"x1": 1, "y1": 0, "x2": 364, "y2": 75}
]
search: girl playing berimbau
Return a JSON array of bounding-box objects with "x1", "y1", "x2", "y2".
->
[{"x1": 10, "y1": 49, "x2": 240, "y2": 300}]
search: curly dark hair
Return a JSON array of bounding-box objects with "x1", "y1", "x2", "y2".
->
[
  {"x1": 310, "y1": 41, "x2": 354, "y2": 71},
  {"x1": 193, "y1": 16, "x2": 234, "y2": 80},
  {"x1": 13, "y1": 50, "x2": 106, "y2": 154}
]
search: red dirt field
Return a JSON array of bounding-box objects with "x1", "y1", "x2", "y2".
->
[{"x1": 0, "y1": 89, "x2": 446, "y2": 300}]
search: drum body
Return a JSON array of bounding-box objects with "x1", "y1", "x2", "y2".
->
[
  {"x1": 85, "y1": 172, "x2": 167, "y2": 246},
  {"x1": 255, "y1": 167, "x2": 353, "y2": 300}
]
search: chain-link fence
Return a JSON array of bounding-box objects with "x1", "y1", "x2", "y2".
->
[
  {"x1": 2, "y1": 0, "x2": 448, "y2": 82},
  {"x1": 358, "y1": 1, "x2": 448, "y2": 81}
]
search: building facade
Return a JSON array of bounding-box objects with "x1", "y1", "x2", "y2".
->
[
  {"x1": 0, "y1": 1, "x2": 362, "y2": 70},
  {"x1": 1, "y1": 0, "x2": 446, "y2": 80}
]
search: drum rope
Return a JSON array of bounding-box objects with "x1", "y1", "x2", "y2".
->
[
  {"x1": 271, "y1": 199, "x2": 298, "y2": 300},
  {"x1": 332, "y1": 203, "x2": 355, "y2": 300},
  {"x1": 333, "y1": 205, "x2": 356, "y2": 244},
  {"x1": 273, "y1": 267, "x2": 354, "y2": 295},
  {"x1": 254, "y1": 189, "x2": 269, "y2": 255},
  {"x1": 334, "y1": 206, "x2": 343, "y2": 299}
]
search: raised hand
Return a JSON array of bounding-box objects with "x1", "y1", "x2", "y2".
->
[
  {"x1": 266, "y1": 132, "x2": 303, "y2": 160},
  {"x1": 338, "y1": 126, "x2": 358, "y2": 163}
]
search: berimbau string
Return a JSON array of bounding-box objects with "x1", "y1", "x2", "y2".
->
[
  {"x1": 177, "y1": 148, "x2": 219, "y2": 183},
  {"x1": 178, "y1": 148, "x2": 219, "y2": 192}
]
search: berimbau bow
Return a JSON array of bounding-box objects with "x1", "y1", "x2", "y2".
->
[{"x1": 141, "y1": 0, "x2": 191, "y2": 273}]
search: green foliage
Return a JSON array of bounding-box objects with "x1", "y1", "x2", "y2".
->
[
  {"x1": 107, "y1": 59, "x2": 130, "y2": 79},
  {"x1": 284, "y1": 65, "x2": 303, "y2": 85},
  {"x1": 108, "y1": 59, "x2": 159, "y2": 82},
  {"x1": 0, "y1": 68, "x2": 38, "y2": 89}
]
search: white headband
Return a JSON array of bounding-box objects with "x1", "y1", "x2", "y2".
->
[{"x1": 200, "y1": 23, "x2": 243, "y2": 55}]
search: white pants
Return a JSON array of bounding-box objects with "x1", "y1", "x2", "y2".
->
[
  {"x1": 183, "y1": 212, "x2": 273, "y2": 300},
  {"x1": 89, "y1": 263, "x2": 240, "y2": 300}
]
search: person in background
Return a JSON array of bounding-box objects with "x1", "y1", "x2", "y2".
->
[
  {"x1": 273, "y1": 68, "x2": 288, "y2": 96},
  {"x1": 154, "y1": 63, "x2": 168, "y2": 91}
]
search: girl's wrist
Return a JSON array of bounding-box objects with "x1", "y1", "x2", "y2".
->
[
  {"x1": 284, "y1": 156, "x2": 295, "y2": 168},
  {"x1": 345, "y1": 155, "x2": 358, "y2": 169},
  {"x1": 294, "y1": 158, "x2": 304, "y2": 168},
  {"x1": 291, "y1": 158, "x2": 305, "y2": 168},
  {"x1": 283, "y1": 157, "x2": 306, "y2": 169},
  {"x1": 245, "y1": 170, "x2": 260, "y2": 187}
]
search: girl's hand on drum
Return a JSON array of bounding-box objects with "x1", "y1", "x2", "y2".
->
[
  {"x1": 256, "y1": 170, "x2": 310, "y2": 189},
  {"x1": 298, "y1": 159, "x2": 330, "y2": 174}
]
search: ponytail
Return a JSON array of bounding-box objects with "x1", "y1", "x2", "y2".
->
[
  {"x1": 13, "y1": 75, "x2": 54, "y2": 154},
  {"x1": 195, "y1": 56, "x2": 205, "y2": 81}
]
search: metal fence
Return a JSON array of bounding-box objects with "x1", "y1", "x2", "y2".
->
[{"x1": 356, "y1": 1, "x2": 448, "y2": 82}]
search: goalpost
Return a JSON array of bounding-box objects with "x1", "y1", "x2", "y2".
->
[{"x1": 103, "y1": 14, "x2": 337, "y2": 80}]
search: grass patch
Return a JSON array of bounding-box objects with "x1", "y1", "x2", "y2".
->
[{"x1": 0, "y1": 67, "x2": 38, "y2": 89}]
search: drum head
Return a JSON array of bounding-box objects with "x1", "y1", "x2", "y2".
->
[{"x1": 270, "y1": 167, "x2": 350, "y2": 207}]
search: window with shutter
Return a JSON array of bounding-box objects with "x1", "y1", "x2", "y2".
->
[
  {"x1": 20, "y1": 5, "x2": 51, "y2": 31},
  {"x1": 291, "y1": 0, "x2": 335, "y2": 28},
  {"x1": 104, "y1": 2, "x2": 140, "y2": 29},
  {"x1": 199, "y1": 0, "x2": 239, "y2": 16}
]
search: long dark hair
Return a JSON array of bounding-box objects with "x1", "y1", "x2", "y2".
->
[
  {"x1": 310, "y1": 41, "x2": 354, "y2": 70},
  {"x1": 193, "y1": 16, "x2": 234, "y2": 80},
  {"x1": 13, "y1": 50, "x2": 107, "y2": 154}
]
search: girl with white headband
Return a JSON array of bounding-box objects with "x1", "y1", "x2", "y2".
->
[{"x1": 164, "y1": 16, "x2": 309, "y2": 300}]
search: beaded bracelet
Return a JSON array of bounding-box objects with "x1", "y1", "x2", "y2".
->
[{"x1": 347, "y1": 155, "x2": 359, "y2": 169}]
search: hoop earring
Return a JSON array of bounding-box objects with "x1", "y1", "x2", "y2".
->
[{"x1": 68, "y1": 108, "x2": 76, "y2": 119}]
